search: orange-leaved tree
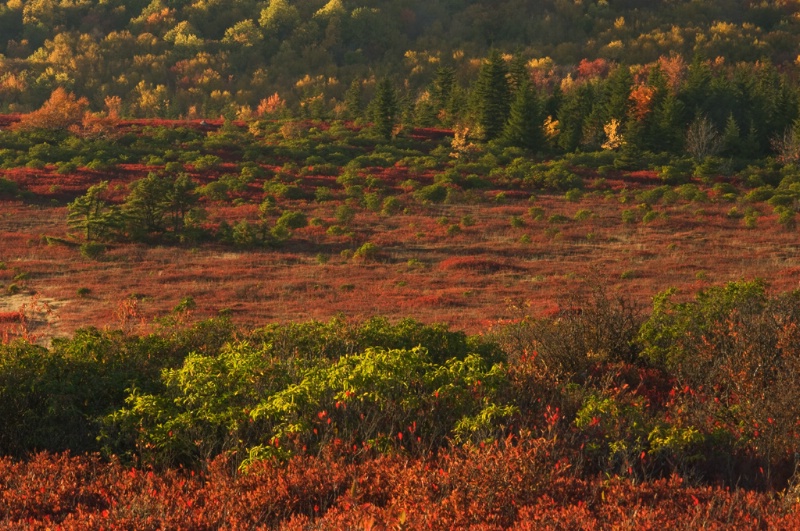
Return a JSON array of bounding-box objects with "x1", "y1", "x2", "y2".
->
[{"x1": 13, "y1": 87, "x2": 89, "y2": 131}]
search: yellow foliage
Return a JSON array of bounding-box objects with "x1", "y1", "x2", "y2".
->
[
  {"x1": 601, "y1": 119, "x2": 625, "y2": 150},
  {"x1": 543, "y1": 116, "x2": 559, "y2": 140}
]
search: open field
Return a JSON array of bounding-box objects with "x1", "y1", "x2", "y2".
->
[
  {"x1": 5, "y1": 120, "x2": 800, "y2": 527},
  {"x1": 2, "y1": 130, "x2": 799, "y2": 342}
]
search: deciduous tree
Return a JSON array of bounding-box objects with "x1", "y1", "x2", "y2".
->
[{"x1": 14, "y1": 87, "x2": 88, "y2": 131}]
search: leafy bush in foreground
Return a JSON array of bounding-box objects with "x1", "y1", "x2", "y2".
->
[{"x1": 4, "y1": 285, "x2": 800, "y2": 491}]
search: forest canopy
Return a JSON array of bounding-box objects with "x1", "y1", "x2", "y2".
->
[{"x1": 1, "y1": 0, "x2": 800, "y2": 122}]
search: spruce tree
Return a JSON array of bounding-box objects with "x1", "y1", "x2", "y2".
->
[
  {"x1": 557, "y1": 82, "x2": 594, "y2": 152},
  {"x1": 344, "y1": 79, "x2": 363, "y2": 121},
  {"x1": 432, "y1": 66, "x2": 455, "y2": 114},
  {"x1": 372, "y1": 77, "x2": 398, "y2": 140},
  {"x1": 471, "y1": 49, "x2": 511, "y2": 141},
  {"x1": 508, "y1": 53, "x2": 529, "y2": 94},
  {"x1": 501, "y1": 81, "x2": 542, "y2": 150},
  {"x1": 606, "y1": 65, "x2": 632, "y2": 121},
  {"x1": 722, "y1": 113, "x2": 741, "y2": 156}
]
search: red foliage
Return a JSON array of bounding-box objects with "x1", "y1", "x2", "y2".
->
[
  {"x1": 576, "y1": 58, "x2": 610, "y2": 79},
  {"x1": 2, "y1": 444, "x2": 799, "y2": 529},
  {"x1": 438, "y1": 256, "x2": 523, "y2": 274},
  {"x1": 0, "y1": 312, "x2": 22, "y2": 323}
]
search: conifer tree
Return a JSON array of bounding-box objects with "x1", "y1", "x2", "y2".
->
[
  {"x1": 344, "y1": 79, "x2": 363, "y2": 121},
  {"x1": 681, "y1": 54, "x2": 713, "y2": 118},
  {"x1": 501, "y1": 81, "x2": 542, "y2": 150},
  {"x1": 722, "y1": 113, "x2": 741, "y2": 155},
  {"x1": 557, "y1": 82, "x2": 594, "y2": 152},
  {"x1": 471, "y1": 49, "x2": 511, "y2": 141},
  {"x1": 432, "y1": 66, "x2": 455, "y2": 114},
  {"x1": 372, "y1": 77, "x2": 398, "y2": 140},
  {"x1": 606, "y1": 65, "x2": 632, "y2": 122},
  {"x1": 67, "y1": 181, "x2": 122, "y2": 242},
  {"x1": 508, "y1": 54, "x2": 529, "y2": 94}
]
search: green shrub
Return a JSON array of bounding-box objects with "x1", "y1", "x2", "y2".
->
[
  {"x1": 0, "y1": 178, "x2": 20, "y2": 197},
  {"x1": 621, "y1": 210, "x2": 636, "y2": 224},
  {"x1": 353, "y1": 242, "x2": 380, "y2": 261},
  {"x1": 381, "y1": 196, "x2": 402, "y2": 216},
  {"x1": 80, "y1": 242, "x2": 106, "y2": 260},
  {"x1": 414, "y1": 183, "x2": 448, "y2": 204},
  {"x1": 192, "y1": 154, "x2": 223, "y2": 170},
  {"x1": 275, "y1": 210, "x2": 308, "y2": 230}
]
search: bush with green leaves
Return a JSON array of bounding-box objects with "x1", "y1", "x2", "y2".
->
[
  {"x1": 191, "y1": 154, "x2": 223, "y2": 171},
  {"x1": 414, "y1": 183, "x2": 448, "y2": 204},
  {"x1": 522, "y1": 160, "x2": 583, "y2": 191},
  {"x1": 0, "y1": 177, "x2": 20, "y2": 197},
  {"x1": 638, "y1": 281, "x2": 800, "y2": 483},
  {"x1": 99, "y1": 316, "x2": 509, "y2": 469},
  {"x1": 352, "y1": 242, "x2": 380, "y2": 262},
  {"x1": 0, "y1": 321, "x2": 234, "y2": 458},
  {"x1": 275, "y1": 210, "x2": 308, "y2": 230}
]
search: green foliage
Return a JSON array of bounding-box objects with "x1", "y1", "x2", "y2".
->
[
  {"x1": 246, "y1": 347, "x2": 511, "y2": 465},
  {"x1": 275, "y1": 210, "x2": 308, "y2": 230},
  {"x1": 353, "y1": 242, "x2": 380, "y2": 261},
  {"x1": 471, "y1": 50, "x2": 512, "y2": 141},
  {"x1": 0, "y1": 177, "x2": 20, "y2": 197},
  {"x1": 639, "y1": 281, "x2": 769, "y2": 378},
  {"x1": 99, "y1": 316, "x2": 505, "y2": 468},
  {"x1": 79, "y1": 242, "x2": 105, "y2": 260},
  {"x1": 191, "y1": 155, "x2": 223, "y2": 171},
  {"x1": 414, "y1": 183, "x2": 448, "y2": 204},
  {"x1": 67, "y1": 181, "x2": 123, "y2": 242},
  {"x1": 124, "y1": 173, "x2": 198, "y2": 240},
  {"x1": 371, "y1": 78, "x2": 399, "y2": 140},
  {"x1": 0, "y1": 321, "x2": 234, "y2": 458},
  {"x1": 501, "y1": 82, "x2": 543, "y2": 150}
]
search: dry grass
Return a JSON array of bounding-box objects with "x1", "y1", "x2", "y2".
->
[{"x1": 2, "y1": 162, "x2": 799, "y2": 343}]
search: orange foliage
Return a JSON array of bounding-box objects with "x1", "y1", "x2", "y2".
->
[
  {"x1": 658, "y1": 54, "x2": 686, "y2": 93},
  {"x1": 629, "y1": 84, "x2": 656, "y2": 121},
  {"x1": 257, "y1": 92, "x2": 286, "y2": 116},
  {"x1": 2, "y1": 448, "x2": 799, "y2": 529},
  {"x1": 14, "y1": 88, "x2": 89, "y2": 132}
]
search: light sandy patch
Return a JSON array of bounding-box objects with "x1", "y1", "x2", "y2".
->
[
  {"x1": 0, "y1": 293, "x2": 68, "y2": 346},
  {"x1": 216, "y1": 252, "x2": 243, "y2": 260}
]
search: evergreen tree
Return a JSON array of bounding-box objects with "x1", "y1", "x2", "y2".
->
[
  {"x1": 124, "y1": 173, "x2": 172, "y2": 236},
  {"x1": 508, "y1": 53, "x2": 529, "y2": 94},
  {"x1": 557, "y1": 81, "x2": 594, "y2": 152},
  {"x1": 67, "y1": 181, "x2": 122, "y2": 242},
  {"x1": 372, "y1": 77, "x2": 398, "y2": 140},
  {"x1": 722, "y1": 113, "x2": 741, "y2": 156},
  {"x1": 501, "y1": 81, "x2": 543, "y2": 150},
  {"x1": 471, "y1": 49, "x2": 511, "y2": 141},
  {"x1": 680, "y1": 54, "x2": 713, "y2": 119},
  {"x1": 344, "y1": 79, "x2": 363, "y2": 121},
  {"x1": 606, "y1": 65, "x2": 632, "y2": 121},
  {"x1": 432, "y1": 66, "x2": 455, "y2": 114},
  {"x1": 650, "y1": 92, "x2": 685, "y2": 153}
]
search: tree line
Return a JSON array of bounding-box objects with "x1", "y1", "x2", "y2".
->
[{"x1": 2, "y1": 0, "x2": 800, "y2": 120}]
